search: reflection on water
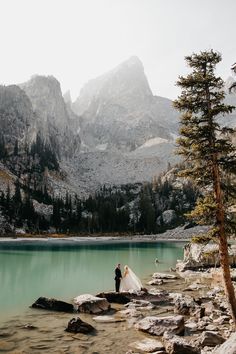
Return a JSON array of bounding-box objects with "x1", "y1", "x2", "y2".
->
[{"x1": 0, "y1": 241, "x2": 184, "y2": 322}]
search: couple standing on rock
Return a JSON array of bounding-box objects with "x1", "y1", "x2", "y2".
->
[{"x1": 114, "y1": 263, "x2": 142, "y2": 292}]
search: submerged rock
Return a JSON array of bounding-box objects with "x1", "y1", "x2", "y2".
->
[
  {"x1": 65, "y1": 317, "x2": 95, "y2": 334},
  {"x1": 135, "y1": 315, "x2": 185, "y2": 336},
  {"x1": 31, "y1": 297, "x2": 74, "y2": 312},
  {"x1": 73, "y1": 294, "x2": 110, "y2": 314},
  {"x1": 93, "y1": 315, "x2": 125, "y2": 323},
  {"x1": 130, "y1": 338, "x2": 164, "y2": 352}
]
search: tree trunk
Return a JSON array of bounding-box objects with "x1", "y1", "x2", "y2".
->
[{"x1": 213, "y1": 158, "x2": 236, "y2": 326}]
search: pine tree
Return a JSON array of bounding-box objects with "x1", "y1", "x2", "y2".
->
[{"x1": 174, "y1": 50, "x2": 236, "y2": 324}]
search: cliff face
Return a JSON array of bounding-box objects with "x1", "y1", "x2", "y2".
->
[
  {"x1": 0, "y1": 85, "x2": 35, "y2": 148},
  {"x1": 20, "y1": 75, "x2": 81, "y2": 158}
]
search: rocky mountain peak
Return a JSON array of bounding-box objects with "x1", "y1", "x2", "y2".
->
[
  {"x1": 20, "y1": 75, "x2": 67, "y2": 125},
  {"x1": 19, "y1": 75, "x2": 80, "y2": 158},
  {"x1": 72, "y1": 56, "x2": 152, "y2": 116},
  {"x1": 63, "y1": 90, "x2": 72, "y2": 107}
]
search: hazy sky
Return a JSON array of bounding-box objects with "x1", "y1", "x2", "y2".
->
[{"x1": 0, "y1": 0, "x2": 235, "y2": 100}]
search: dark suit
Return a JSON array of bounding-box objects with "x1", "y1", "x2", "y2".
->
[{"x1": 115, "y1": 267, "x2": 122, "y2": 292}]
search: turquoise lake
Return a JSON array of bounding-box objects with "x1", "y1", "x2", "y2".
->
[{"x1": 0, "y1": 240, "x2": 184, "y2": 322}]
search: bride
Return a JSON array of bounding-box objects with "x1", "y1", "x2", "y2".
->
[{"x1": 120, "y1": 265, "x2": 142, "y2": 292}]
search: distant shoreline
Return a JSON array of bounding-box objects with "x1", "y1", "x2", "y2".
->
[
  {"x1": 0, "y1": 235, "x2": 189, "y2": 244},
  {"x1": 0, "y1": 225, "x2": 210, "y2": 244},
  {"x1": 0, "y1": 225, "x2": 208, "y2": 244}
]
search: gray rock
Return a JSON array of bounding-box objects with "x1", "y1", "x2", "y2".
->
[
  {"x1": 135, "y1": 315, "x2": 185, "y2": 336},
  {"x1": 125, "y1": 299, "x2": 155, "y2": 310},
  {"x1": 152, "y1": 273, "x2": 178, "y2": 280},
  {"x1": 162, "y1": 210, "x2": 177, "y2": 225},
  {"x1": 130, "y1": 338, "x2": 164, "y2": 352},
  {"x1": 185, "y1": 322, "x2": 198, "y2": 334},
  {"x1": 148, "y1": 279, "x2": 164, "y2": 286},
  {"x1": 118, "y1": 308, "x2": 142, "y2": 318},
  {"x1": 93, "y1": 315, "x2": 125, "y2": 323},
  {"x1": 173, "y1": 294, "x2": 199, "y2": 316},
  {"x1": 73, "y1": 294, "x2": 110, "y2": 314},
  {"x1": 197, "y1": 331, "x2": 225, "y2": 347},
  {"x1": 163, "y1": 332, "x2": 200, "y2": 354},
  {"x1": 213, "y1": 332, "x2": 236, "y2": 353},
  {"x1": 31, "y1": 297, "x2": 74, "y2": 313},
  {"x1": 176, "y1": 242, "x2": 236, "y2": 271}
]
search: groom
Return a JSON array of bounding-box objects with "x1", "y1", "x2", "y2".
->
[{"x1": 114, "y1": 263, "x2": 122, "y2": 292}]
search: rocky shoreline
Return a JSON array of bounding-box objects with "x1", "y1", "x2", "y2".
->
[
  {"x1": 1, "y1": 261, "x2": 236, "y2": 354},
  {"x1": 0, "y1": 225, "x2": 209, "y2": 243}
]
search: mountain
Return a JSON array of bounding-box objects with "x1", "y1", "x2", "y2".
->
[
  {"x1": 0, "y1": 85, "x2": 35, "y2": 148},
  {"x1": 73, "y1": 56, "x2": 178, "y2": 152},
  {"x1": 20, "y1": 75, "x2": 80, "y2": 158},
  {"x1": 67, "y1": 56, "x2": 179, "y2": 190}
]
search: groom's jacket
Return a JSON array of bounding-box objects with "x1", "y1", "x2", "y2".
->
[{"x1": 115, "y1": 267, "x2": 122, "y2": 280}]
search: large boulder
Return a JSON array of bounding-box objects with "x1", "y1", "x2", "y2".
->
[
  {"x1": 173, "y1": 294, "x2": 201, "y2": 316},
  {"x1": 162, "y1": 210, "x2": 177, "y2": 225},
  {"x1": 176, "y1": 242, "x2": 236, "y2": 271},
  {"x1": 163, "y1": 332, "x2": 200, "y2": 354},
  {"x1": 135, "y1": 315, "x2": 185, "y2": 336},
  {"x1": 73, "y1": 294, "x2": 110, "y2": 314},
  {"x1": 214, "y1": 332, "x2": 236, "y2": 354},
  {"x1": 65, "y1": 317, "x2": 95, "y2": 334},
  {"x1": 31, "y1": 297, "x2": 74, "y2": 312}
]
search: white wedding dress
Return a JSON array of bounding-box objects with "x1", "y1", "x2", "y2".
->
[{"x1": 120, "y1": 266, "x2": 142, "y2": 292}]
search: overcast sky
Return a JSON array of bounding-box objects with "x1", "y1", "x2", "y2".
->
[{"x1": 0, "y1": 0, "x2": 235, "y2": 100}]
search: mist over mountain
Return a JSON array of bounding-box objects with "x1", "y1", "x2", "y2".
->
[
  {"x1": 1, "y1": 56, "x2": 236, "y2": 200},
  {"x1": 72, "y1": 56, "x2": 178, "y2": 152}
]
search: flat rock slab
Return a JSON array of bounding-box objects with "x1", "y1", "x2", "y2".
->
[
  {"x1": 74, "y1": 294, "x2": 110, "y2": 314},
  {"x1": 32, "y1": 297, "x2": 74, "y2": 312},
  {"x1": 93, "y1": 315, "x2": 125, "y2": 323},
  {"x1": 152, "y1": 273, "x2": 178, "y2": 280},
  {"x1": 125, "y1": 299, "x2": 155, "y2": 310},
  {"x1": 96, "y1": 292, "x2": 130, "y2": 304},
  {"x1": 135, "y1": 315, "x2": 185, "y2": 336},
  {"x1": 148, "y1": 279, "x2": 164, "y2": 286},
  {"x1": 130, "y1": 338, "x2": 164, "y2": 352},
  {"x1": 65, "y1": 317, "x2": 95, "y2": 334},
  {"x1": 118, "y1": 308, "x2": 143, "y2": 318},
  {"x1": 97, "y1": 291, "x2": 170, "y2": 305}
]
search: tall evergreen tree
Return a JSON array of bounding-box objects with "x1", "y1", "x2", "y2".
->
[{"x1": 174, "y1": 50, "x2": 236, "y2": 324}]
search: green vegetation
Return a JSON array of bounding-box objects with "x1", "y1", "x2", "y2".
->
[
  {"x1": 0, "y1": 168, "x2": 199, "y2": 235},
  {"x1": 174, "y1": 49, "x2": 236, "y2": 325}
]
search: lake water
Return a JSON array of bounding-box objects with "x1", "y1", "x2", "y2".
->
[{"x1": 0, "y1": 240, "x2": 184, "y2": 323}]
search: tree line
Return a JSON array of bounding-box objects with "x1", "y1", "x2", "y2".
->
[{"x1": 0, "y1": 171, "x2": 199, "y2": 234}]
